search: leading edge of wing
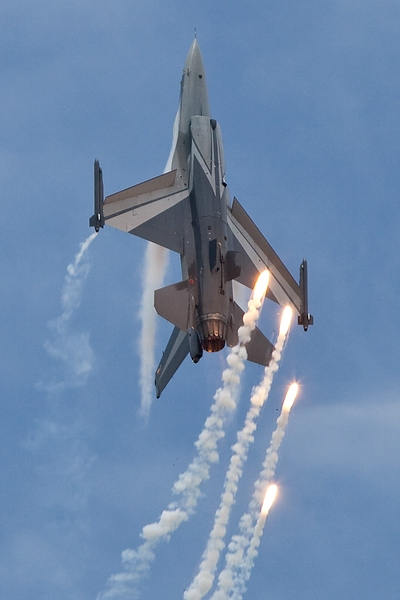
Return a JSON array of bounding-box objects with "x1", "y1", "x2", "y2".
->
[
  {"x1": 103, "y1": 170, "x2": 190, "y2": 254},
  {"x1": 227, "y1": 197, "x2": 302, "y2": 314}
]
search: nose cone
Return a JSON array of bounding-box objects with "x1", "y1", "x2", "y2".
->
[
  {"x1": 179, "y1": 39, "x2": 210, "y2": 133},
  {"x1": 184, "y1": 38, "x2": 206, "y2": 77}
]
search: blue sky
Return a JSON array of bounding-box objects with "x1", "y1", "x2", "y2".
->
[{"x1": 1, "y1": 1, "x2": 400, "y2": 599}]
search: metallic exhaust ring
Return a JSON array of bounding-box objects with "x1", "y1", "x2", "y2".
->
[{"x1": 197, "y1": 313, "x2": 227, "y2": 353}]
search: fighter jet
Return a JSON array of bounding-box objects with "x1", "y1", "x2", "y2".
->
[{"x1": 90, "y1": 39, "x2": 313, "y2": 397}]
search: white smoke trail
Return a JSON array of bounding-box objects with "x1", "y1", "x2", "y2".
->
[
  {"x1": 138, "y1": 242, "x2": 169, "y2": 418},
  {"x1": 43, "y1": 232, "x2": 97, "y2": 389},
  {"x1": 212, "y1": 383, "x2": 298, "y2": 600},
  {"x1": 24, "y1": 233, "x2": 99, "y2": 563},
  {"x1": 185, "y1": 308, "x2": 292, "y2": 600},
  {"x1": 97, "y1": 276, "x2": 269, "y2": 600},
  {"x1": 227, "y1": 503, "x2": 271, "y2": 600},
  {"x1": 138, "y1": 107, "x2": 180, "y2": 417}
]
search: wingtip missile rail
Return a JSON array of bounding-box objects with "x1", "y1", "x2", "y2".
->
[
  {"x1": 89, "y1": 159, "x2": 105, "y2": 232},
  {"x1": 297, "y1": 259, "x2": 313, "y2": 331}
]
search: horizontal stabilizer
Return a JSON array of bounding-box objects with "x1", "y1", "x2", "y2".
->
[
  {"x1": 246, "y1": 326, "x2": 275, "y2": 366},
  {"x1": 154, "y1": 280, "x2": 190, "y2": 331},
  {"x1": 226, "y1": 301, "x2": 274, "y2": 366},
  {"x1": 155, "y1": 327, "x2": 190, "y2": 398}
]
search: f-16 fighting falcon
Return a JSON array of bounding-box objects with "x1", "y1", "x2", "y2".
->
[{"x1": 90, "y1": 39, "x2": 313, "y2": 397}]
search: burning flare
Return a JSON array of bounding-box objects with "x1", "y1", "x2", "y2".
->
[
  {"x1": 282, "y1": 382, "x2": 298, "y2": 412},
  {"x1": 99, "y1": 279, "x2": 269, "y2": 600},
  {"x1": 279, "y1": 306, "x2": 293, "y2": 336},
  {"x1": 252, "y1": 270, "x2": 270, "y2": 305},
  {"x1": 183, "y1": 300, "x2": 293, "y2": 600},
  {"x1": 211, "y1": 382, "x2": 299, "y2": 600},
  {"x1": 261, "y1": 484, "x2": 278, "y2": 515}
]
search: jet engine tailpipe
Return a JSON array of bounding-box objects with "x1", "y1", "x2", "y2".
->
[{"x1": 197, "y1": 314, "x2": 227, "y2": 352}]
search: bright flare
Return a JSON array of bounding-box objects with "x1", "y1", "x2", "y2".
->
[
  {"x1": 282, "y1": 382, "x2": 298, "y2": 412},
  {"x1": 261, "y1": 484, "x2": 278, "y2": 515},
  {"x1": 252, "y1": 270, "x2": 270, "y2": 304},
  {"x1": 279, "y1": 306, "x2": 293, "y2": 335}
]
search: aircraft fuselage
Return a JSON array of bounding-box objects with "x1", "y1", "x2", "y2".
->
[{"x1": 172, "y1": 41, "x2": 232, "y2": 353}]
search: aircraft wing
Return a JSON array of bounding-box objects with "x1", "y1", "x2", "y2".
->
[
  {"x1": 102, "y1": 169, "x2": 190, "y2": 254},
  {"x1": 227, "y1": 197, "x2": 302, "y2": 315}
]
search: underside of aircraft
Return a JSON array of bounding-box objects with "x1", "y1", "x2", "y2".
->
[{"x1": 90, "y1": 39, "x2": 313, "y2": 397}]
